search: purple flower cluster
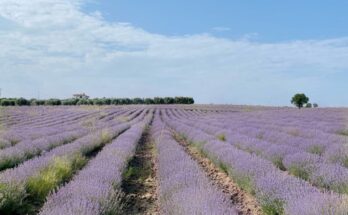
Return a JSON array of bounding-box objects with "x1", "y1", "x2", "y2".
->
[
  {"x1": 39, "y1": 120, "x2": 150, "y2": 215},
  {"x1": 162, "y1": 111, "x2": 348, "y2": 214},
  {"x1": 167, "y1": 109, "x2": 348, "y2": 194},
  {"x1": 0, "y1": 122, "x2": 131, "y2": 205},
  {"x1": 0, "y1": 127, "x2": 89, "y2": 171},
  {"x1": 152, "y1": 113, "x2": 237, "y2": 215}
]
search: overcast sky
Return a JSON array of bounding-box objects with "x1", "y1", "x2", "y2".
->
[{"x1": 0, "y1": 0, "x2": 348, "y2": 106}]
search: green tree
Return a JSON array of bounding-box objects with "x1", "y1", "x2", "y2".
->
[
  {"x1": 15, "y1": 98, "x2": 30, "y2": 106},
  {"x1": 291, "y1": 93, "x2": 309, "y2": 109}
]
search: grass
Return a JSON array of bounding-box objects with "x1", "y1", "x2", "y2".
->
[
  {"x1": 337, "y1": 129, "x2": 348, "y2": 136},
  {"x1": 0, "y1": 153, "x2": 87, "y2": 215},
  {"x1": 288, "y1": 166, "x2": 310, "y2": 181},
  {"x1": 0, "y1": 182, "x2": 27, "y2": 215},
  {"x1": 271, "y1": 157, "x2": 286, "y2": 171},
  {"x1": 261, "y1": 199, "x2": 284, "y2": 215},
  {"x1": 216, "y1": 133, "x2": 226, "y2": 141},
  {"x1": 26, "y1": 154, "x2": 86, "y2": 201},
  {"x1": 307, "y1": 145, "x2": 325, "y2": 155}
]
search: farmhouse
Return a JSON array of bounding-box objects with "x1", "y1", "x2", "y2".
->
[{"x1": 73, "y1": 93, "x2": 89, "y2": 99}]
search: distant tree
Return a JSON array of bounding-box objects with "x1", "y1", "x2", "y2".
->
[
  {"x1": 154, "y1": 97, "x2": 165, "y2": 104},
  {"x1": 133, "y1": 98, "x2": 144, "y2": 104},
  {"x1": 62, "y1": 99, "x2": 79, "y2": 106},
  {"x1": 15, "y1": 98, "x2": 30, "y2": 106},
  {"x1": 111, "y1": 98, "x2": 120, "y2": 105},
  {"x1": 103, "y1": 98, "x2": 111, "y2": 105},
  {"x1": 187, "y1": 97, "x2": 195, "y2": 104},
  {"x1": 45, "y1": 99, "x2": 61, "y2": 106},
  {"x1": 291, "y1": 93, "x2": 309, "y2": 109},
  {"x1": 76, "y1": 99, "x2": 89, "y2": 105},
  {"x1": 0, "y1": 96, "x2": 195, "y2": 106},
  {"x1": 36, "y1": 100, "x2": 46, "y2": 106},
  {"x1": 305, "y1": 103, "x2": 312, "y2": 108},
  {"x1": 164, "y1": 97, "x2": 175, "y2": 104},
  {"x1": 0, "y1": 99, "x2": 12, "y2": 106},
  {"x1": 144, "y1": 98, "x2": 154, "y2": 104},
  {"x1": 313, "y1": 103, "x2": 319, "y2": 108},
  {"x1": 93, "y1": 99, "x2": 104, "y2": 106}
]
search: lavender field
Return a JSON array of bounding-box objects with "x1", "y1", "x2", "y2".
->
[{"x1": 0, "y1": 105, "x2": 347, "y2": 215}]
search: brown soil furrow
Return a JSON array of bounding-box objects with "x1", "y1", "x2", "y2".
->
[
  {"x1": 121, "y1": 127, "x2": 159, "y2": 215},
  {"x1": 173, "y1": 133, "x2": 262, "y2": 215}
]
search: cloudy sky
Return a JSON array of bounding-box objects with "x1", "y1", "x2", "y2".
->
[{"x1": 0, "y1": 0, "x2": 348, "y2": 106}]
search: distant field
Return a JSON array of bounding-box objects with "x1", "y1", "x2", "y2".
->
[{"x1": 0, "y1": 105, "x2": 347, "y2": 215}]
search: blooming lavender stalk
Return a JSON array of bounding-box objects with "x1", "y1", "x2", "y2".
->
[
  {"x1": 152, "y1": 114, "x2": 237, "y2": 215},
  {"x1": 162, "y1": 111, "x2": 347, "y2": 214},
  {"x1": 0, "y1": 127, "x2": 89, "y2": 171},
  {"x1": 39, "y1": 114, "x2": 153, "y2": 215},
  {"x1": 0, "y1": 122, "x2": 131, "y2": 214},
  {"x1": 170, "y1": 109, "x2": 348, "y2": 194}
]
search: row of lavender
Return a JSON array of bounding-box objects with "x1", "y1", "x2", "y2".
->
[
  {"x1": 0, "y1": 108, "x2": 141, "y2": 171},
  {"x1": 39, "y1": 111, "x2": 153, "y2": 215},
  {"x1": 0, "y1": 107, "x2": 96, "y2": 148},
  {"x1": 0, "y1": 106, "x2": 134, "y2": 147},
  {"x1": 170, "y1": 109, "x2": 348, "y2": 195},
  {"x1": 162, "y1": 109, "x2": 348, "y2": 214},
  {"x1": 151, "y1": 112, "x2": 237, "y2": 214},
  {"x1": 0, "y1": 108, "x2": 149, "y2": 214}
]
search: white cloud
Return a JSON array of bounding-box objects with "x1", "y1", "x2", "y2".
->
[
  {"x1": 0, "y1": 0, "x2": 348, "y2": 105},
  {"x1": 212, "y1": 26, "x2": 231, "y2": 32}
]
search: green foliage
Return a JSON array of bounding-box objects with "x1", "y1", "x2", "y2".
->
[
  {"x1": 0, "y1": 182, "x2": 27, "y2": 215},
  {"x1": 271, "y1": 156, "x2": 286, "y2": 171},
  {"x1": 288, "y1": 166, "x2": 310, "y2": 181},
  {"x1": 337, "y1": 129, "x2": 348, "y2": 136},
  {"x1": 0, "y1": 99, "x2": 15, "y2": 106},
  {"x1": 216, "y1": 134, "x2": 226, "y2": 141},
  {"x1": 261, "y1": 200, "x2": 284, "y2": 215},
  {"x1": 30, "y1": 99, "x2": 45, "y2": 106},
  {"x1": 291, "y1": 93, "x2": 309, "y2": 109},
  {"x1": 0, "y1": 155, "x2": 21, "y2": 171},
  {"x1": 308, "y1": 145, "x2": 325, "y2": 155},
  {"x1": 132, "y1": 98, "x2": 144, "y2": 104},
  {"x1": 153, "y1": 97, "x2": 165, "y2": 104},
  {"x1": 62, "y1": 98, "x2": 79, "y2": 105},
  {"x1": 76, "y1": 99, "x2": 89, "y2": 105},
  {"x1": 15, "y1": 98, "x2": 30, "y2": 106},
  {"x1": 0, "y1": 97, "x2": 195, "y2": 106},
  {"x1": 45, "y1": 99, "x2": 61, "y2": 106},
  {"x1": 144, "y1": 98, "x2": 154, "y2": 104},
  {"x1": 26, "y1": 154, "x2": 86, "y2": 201},
  {"x1": 0, "y1": 154, "x2": 86, "y2": 214},
  {"x1": 163, "y1": 97, "x2": 175, "y2": 104}
]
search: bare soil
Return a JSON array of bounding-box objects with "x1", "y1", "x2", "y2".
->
[
  {"x1": 121, "y1": 128, "x2": 159, "y2": 215},
  {"x1": 174, "y1": 133, "x2": 263, "y2": 215}
]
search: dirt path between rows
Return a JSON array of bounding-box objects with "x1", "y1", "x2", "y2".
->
[
  {"x1": 173, "y1": 133, "x2": 262, "y2": 215},
  {"x1": 121, "y1": 127, "x2": 159, "y2": 215}
]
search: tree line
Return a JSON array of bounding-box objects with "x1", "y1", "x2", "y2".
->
[{"x1": 0, "y1": 97, "x2": 195, "y2": 106}]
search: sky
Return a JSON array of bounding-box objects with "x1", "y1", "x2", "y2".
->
[{"x1": 0, "y1": 0, "x2": 348, "y2": 106}]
